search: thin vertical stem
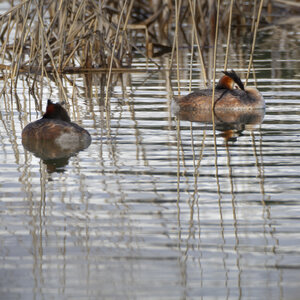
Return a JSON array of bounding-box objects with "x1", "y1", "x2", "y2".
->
[
  {"x1": 224, "y1": 0, "x2": 234, "y2": 71},
  {"x1": 245, "y1": 0, "x2": 263, "y2": 87},
  {"x1": 188, "y1": 0, "x2": 207, "y2": 87},
  {"x1": 33, "y1": 0, "x2": 68, "y2": 101},
  {"x1": 105, "y1": 0, "x2": 129, "y2": 106},
  {"x1": 211, "y1": 0, "x2": 220, "y2": 109},
  {"x1": 212, "y1": 0, "x2": 221, "y2": 194},
  {"x1": 172, "y1": 0, "x2": 182, "y2": 95}
]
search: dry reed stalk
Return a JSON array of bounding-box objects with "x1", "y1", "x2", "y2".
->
[
  {"x1": 188, "y1": 0, "x2": 195, "y2": 93},
  {"x1": 211, "y1": 0, "x2": 220, "y2": 110},
  {"x1": 251, "y1": 0, "x2": 257, "y2": 33},
  {"x1": 57, "y1": 2, "x2": 68, "y2": 71},
  {"x1": 33, "y1": 0, "x2": 68, "y2": 101},
  {"x1": 274, "y1": 0, "x2": 300, "y2": 8},
  {"x1": 0, "y1": 0, "x2": 29, "y2": 21},
  {"x1": 105, "y1": 0, "x2": 130, "y2": 106},
  {"x1": 224, "y1": 0, "x2": 234, "y2": 71},
  {"x1": 175, "y1": 0, "x2": 181, "y2": 95},
  {"x1": 0, "y1": 15, "x2": 14, "y2": 61},
  {"x1": 176, "y1": 116, "x2": 181, "y2": 204},
  {"x1": 0, "y1": 0, "x2": 272, "y2": 102},
  {"x1": 188, "y1": 0, "x2": 207, "y2": 87},
  {"x1": 169, "y1": 0, "x2": 177, "y2": 67},
  {"x1": 0, "y1": 63, "x2": 156, "y2": 75},
  {"x1": 11, "y1": 0, "x2": 31, "y2": 82},
  {"x1": 245, "y1": 0, "x2": 264, "y2": 87},
  {"x1": 211, "y1": 0, "x2": 221, "y2": 191}
]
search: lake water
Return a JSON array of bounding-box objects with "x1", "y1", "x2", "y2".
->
[{"x1": 1, "y1": 11, "x2": 300, "y2": 300}]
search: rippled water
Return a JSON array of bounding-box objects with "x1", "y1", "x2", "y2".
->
[{"x1": 1, "y1": 18, "x2": 300, "y2": 300}]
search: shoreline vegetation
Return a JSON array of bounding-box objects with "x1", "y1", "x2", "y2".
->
[
  {"x1": 0, "y1": 0, "x2": 298, "y2": 75},
  {"x1": 0, "y1": 0, "x2": 298, "y2": 104}
]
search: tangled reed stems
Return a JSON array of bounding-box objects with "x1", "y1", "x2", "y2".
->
[
  {"x1": 0, "y1": 0, "x2": 173, "y2": 78},
  {"x1": 0, "y1": 0, "x2": 287, "y2": 91}
]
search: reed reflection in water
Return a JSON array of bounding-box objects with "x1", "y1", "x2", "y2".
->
[{"x1": 1, "y1": 25, "x2": 300, "y2": 300}]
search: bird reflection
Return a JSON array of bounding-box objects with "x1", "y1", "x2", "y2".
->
[
  {"x1": 175, "y1": 106, "x2": 265, "y2": 141},
  {"x1": 22, "y1": 137, "x2": 91, "y2": 173},
  {"x1": 22, "y1": 100, "x2": 91, "y2": 173}
]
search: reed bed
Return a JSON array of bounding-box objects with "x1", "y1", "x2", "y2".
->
[{"x1": 0, "y1": 0, "x2": 296, "y2": 94}]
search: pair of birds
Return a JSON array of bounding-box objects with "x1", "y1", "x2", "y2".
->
[{"x1": 22, "y1": 70, "x2": 264, "y2": 145}]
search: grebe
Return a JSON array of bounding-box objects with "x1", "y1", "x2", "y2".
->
[
  {"x1": 22, "y1": 100, "x2": 91, "y2": 153},
  {"x1": 174, "y1": 70, "x2": 265, "y2": 111}
]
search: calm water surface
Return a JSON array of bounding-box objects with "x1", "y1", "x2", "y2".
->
[{"x1": 1, "y1": 23, "x2": 300, "y2": 300}]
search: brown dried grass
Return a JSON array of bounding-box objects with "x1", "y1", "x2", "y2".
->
[{"x1": 0, "y1": 0, "x2": 276, "y2": 91}]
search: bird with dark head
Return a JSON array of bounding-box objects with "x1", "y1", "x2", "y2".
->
[
  {"x1": 42, "y1": 100, "x2": 71, "y2": 122},
  {"x1": 22, "y1": 100, "x2": 91, "y2": 149},
  {"x1": 217, "y1": 70, "x2": 245, "y2": 91},
  {"x1": 174, "y1": 70, "x2": 264, "y2": 111}
]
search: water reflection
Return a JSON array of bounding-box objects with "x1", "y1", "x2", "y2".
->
[
  {"x1": 175, "y1": 105, "x2": 265, "y2": 141},
  {"x1": 22, "y1": 132, "x2": 91, "y2": 173}
]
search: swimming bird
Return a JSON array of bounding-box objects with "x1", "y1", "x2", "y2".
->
[
  {"x1": 174, "y1": 70, "x2": 265, "y2": 111},
  {"x1": 22, "y1": 100, "x2": 91, "y2": 152}
]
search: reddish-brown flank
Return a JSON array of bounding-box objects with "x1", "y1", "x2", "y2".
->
[
  {"x1": 21, "y1": 100, "x2": 91, "y2": 145},
  {"x1": 175, "y1": 72, "x2": 264, "y2": 111},
  {"x1": 22, "y1": 119, "x2": 88, "y2": 142}
]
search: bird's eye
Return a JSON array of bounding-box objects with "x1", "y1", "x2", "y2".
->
[{"x1": 234, "y1": 84, "x2": 239, "y2": 89}]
